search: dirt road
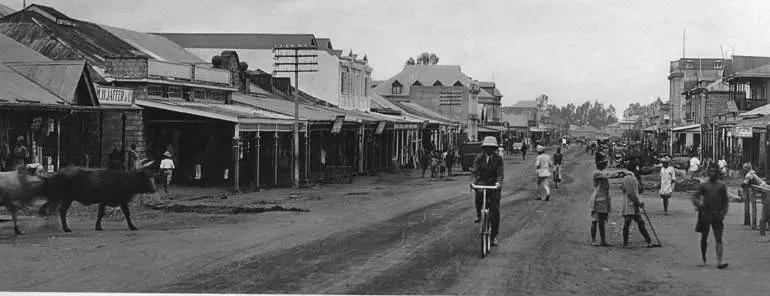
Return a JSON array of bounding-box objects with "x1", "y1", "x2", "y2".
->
[{"x1": 3, "y1": 148, "x2": 769, "y2": 295}]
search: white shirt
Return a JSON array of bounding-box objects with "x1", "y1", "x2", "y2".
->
[
  {"x1": 535, "y1": 154, "x2": 552, "y2": 177},
  {"x1": 160, "y1": 158, "x2": 175, "y2": 169},
  {"x1": 718, "y1": 159, "x2": 727, "y2": 170},
  {"x1": 689, "y1": 157, "x2": 701, "y2": 172},
  {"x1": 659, "y1": 166, "x2": 676, "y2": 195}
]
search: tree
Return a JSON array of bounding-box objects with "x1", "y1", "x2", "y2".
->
[
  {"x1": 414, "y1": 52, "x2": 439, "y2": 65},
  {"x1": 405, "y1": 57, "x2": 416, "y2": 66},
  {"x1": 542, "y1": 100, "x2": 617, "y2": 128}
]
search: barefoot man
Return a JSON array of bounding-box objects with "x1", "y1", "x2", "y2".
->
[
  {"x1": 620, "y1": 161, "x2": 654, "y2": 247},
  {"x1": 693, "y1": 164, "x2": 729, "y2": 269},
  {"x1": 588, "y1": 156, "x2": 625, "y2": 246},
  {"x1": 659, "y1": 156, "x2": 676, "y2": 214}
]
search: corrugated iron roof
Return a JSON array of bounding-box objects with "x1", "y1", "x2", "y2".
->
[
  {"x1": 232, "y1": 93, "x2": 344, "y2": 122},
  {"x1": 0, "y1": 3, "x2": 15, "y2": 18},
  {"x1": 0, "y1": 62, "x2": 67, "y2": 106},
  {"x1": 137, "y1": 98, "x2": 293, "y2": 123},
  {"x1": 99, "y1": 25, "x2": 206, "y2": 64},
  {"x1": 510, "y1": 100, "x2": 538, "y2": 108},
  {"x1": 6, "y1": 61, "x2": 86, "y2": 103},
  {"x1": 504, "y1": 114, "x2": 528, "y2": 127},
  {"x1": 395, "y1": 102, "x2": 457, "y2": 125},
  {"x1": 153, "y1": 33, "x2": 318, "y2": 50},
  {"x1": 369, "y1": 92, "x2": 403, "y2": 113},
  {"x1": 479, "y1": 88, "x2": 496, "y2": 99},
  {"x1": 740, "y1": 103, "x2": 770, "y2": 118},
  {"x1": 724, "y1": 56, "x2": 770, "y2": 79},
  {"x1": 0, "y1": 33, "x2": 51, "y2": 62}
]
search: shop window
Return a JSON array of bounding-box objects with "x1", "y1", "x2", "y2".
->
[
  {"x1": 167, "y1": 87, "x2": 183, "y2": 98},
  {"x1": 210, "y1": 91, "x2": 226, "y2": 101},
  {"x1": 147, "y1": 85, "x2": 163, "y2": 97},
  {"x1": 194, "y1": 89, "x2": 206, "y2": 100}
]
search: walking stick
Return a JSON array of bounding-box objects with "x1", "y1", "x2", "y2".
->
[{"x1": 641, "y1": 207, "x2": 663, "y2": 247}]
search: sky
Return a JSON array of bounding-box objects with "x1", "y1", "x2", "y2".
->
[{"x1": 3, "y1": 0, "x2": 770, "y2": 114}]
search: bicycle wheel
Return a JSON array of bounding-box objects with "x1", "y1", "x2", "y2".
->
[{"x1": 480, "y1": 211, "x2": 490, "y2": 258}]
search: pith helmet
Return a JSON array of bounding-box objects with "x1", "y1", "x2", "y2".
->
[{"x1": 481, "y1": 136, "x2": 498, "y2": 147}]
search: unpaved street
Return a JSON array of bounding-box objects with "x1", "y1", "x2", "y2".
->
[{"x1": 2, "y1": 148, "x2": 770, "y2": 295}]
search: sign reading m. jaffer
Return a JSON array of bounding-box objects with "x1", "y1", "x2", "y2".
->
[{"x1": 96, "y1": 86, "x2": 133, "y2": 105}]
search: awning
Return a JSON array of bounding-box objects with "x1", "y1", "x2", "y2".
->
[
  {"x1": 733, "y1": 116, "x2": 770, "y2": 128},
  {"x1": 530, "y1": 127, "x2": 548, "y2": 132},
  {"x1": 136, "y1": 98, "x2": 297, "y2": 132},
  {"x1": 740, "y1": 104, "x2": 770, "y2": 119},
  {"x1": 672, "y1": 124, "x2": 701, "y2": 132}
]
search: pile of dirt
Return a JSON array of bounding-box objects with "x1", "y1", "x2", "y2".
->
[{"x1": 674, "y1": 178, "x2": 701, "y2": 192}]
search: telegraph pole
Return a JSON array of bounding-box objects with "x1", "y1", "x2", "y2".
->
[{"x1": 273, "y1": 44, "x2": 318, "y2": 188}]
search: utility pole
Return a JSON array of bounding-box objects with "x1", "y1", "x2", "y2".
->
[{"x1": 273, "y1": 44, "x2": 318, "y2": 188}]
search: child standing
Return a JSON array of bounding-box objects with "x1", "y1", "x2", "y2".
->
[{"x1": 160, "y1": 151, "x2": 175, "y2": 195}]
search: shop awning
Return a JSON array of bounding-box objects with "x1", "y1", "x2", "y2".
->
[
  {"x1": 136, "y1": 98, "x2": 297, "y2": 132},
  {"x1": 672, "y1": 124, "x2": 701, "y2": 132},
  {"x1": 733, "y1": 116, "x2": 770, "y2": 128},
  {"x1": 530, "y1": 127, "x2": 548, "y2": 132},
  {"x1": 740, "y1": 104, "x2": 770, "y2": 119}
]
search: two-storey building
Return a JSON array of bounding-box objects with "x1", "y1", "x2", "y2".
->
[
  {"x1": 668, "y1": 57, "x2": 725, "y2": 125},
  {"x1": 478, "y1": 81, "x2": 503, "y2": 124}
]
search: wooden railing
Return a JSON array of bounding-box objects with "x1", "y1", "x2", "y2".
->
[{"x1": 743, "y1": 184, "x2": 770, "y2": 234}]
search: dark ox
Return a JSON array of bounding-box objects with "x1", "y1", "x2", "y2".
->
[{"x1": 38, "y1": 159, "x2": 157, "y2": 233}]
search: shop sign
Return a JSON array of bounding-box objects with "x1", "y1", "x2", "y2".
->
[
  {"x1": 331, "y1": 115, "x2": 346, "y2": 134},
  {"x1": 375, "y1": 121, "x2": 387, "y2": 135},
  {"x1": 96, "y1": 86, "x2": 133, "y2": 105},
  {"x1": 734, "y1": 126, "x2": 753, "y2": 138}
]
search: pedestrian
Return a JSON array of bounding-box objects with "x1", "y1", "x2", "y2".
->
[
  {"x1": 160, "y1": 151, "x2": 175, "y2": 195},
  {"x1": 445, "y1": 147, "x2": 455, "y2": 177},
  {"x1": 588, "y1": 156, "x2": 625, "y2": 246},
  {"x1": 535, "y1": 145, "x2": 552, "y2": 201},
  {"x1": 11, "y1": 136, "x2": 28, "y2": 171},
  {"x1": 689, "y1": 154, "x2": 701, "y2": 177},
  {"x1": 741, "y1": 163, "x2": 770, "y2": 235},
  {"x1": 717, "y1": 157, "x2": 727, "y2": 178},
  {"x1": 126, "y1": 144, "x2": 139, "y2": 171},
  {"x1": 658, "y1": 157, "x2": 676, "y2": 214},
  {"x1": 553, "y1": 147, "x2": 563, "y2": 187},
  {"x1": 521, "y1": 142, "x2": 528, "y2": 160},
  {"x1": 471, "y1": 136, "x2": 504, "y2": 246},
  {"x1": 420, "y1": 150, "x2": 431, "y2": 178},
  {"x1": 692, "y1": 164, "x2": 729, "y2": 269},
  {"x1": 620, "y1": 161, "x2": 655, "y2": 247}
]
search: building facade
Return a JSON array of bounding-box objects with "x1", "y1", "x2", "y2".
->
[
  {"x1": 668, "y1": 57, "x2": 725, "y2": 125},
  {"x1": 478, "y1": 81, "x2": 503, "y2": 123}
]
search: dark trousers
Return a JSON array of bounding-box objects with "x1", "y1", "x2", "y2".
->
[{"x1": 475, "y1": 189, "x2": 501, "y2": 238}]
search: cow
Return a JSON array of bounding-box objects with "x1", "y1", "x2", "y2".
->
[
  {"x1": 37, "y1": 159, "x2": 157, "y2": 233},
  {"x1": 0, "y1": 165, "x2": 45, "y2": 235}
]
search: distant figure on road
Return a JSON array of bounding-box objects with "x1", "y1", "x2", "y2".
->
[
  {"x1": 160, "y1": 151, "x2": 175, "y2": 195},
  {"x1": 658, "y1": 157, "x2": 676, "y2": 214},
  {"x1": 741, "y1": 163, "x2": 770, "y2": 235},
  {"x1": 126, "y1": 144, "x2": 140, "y2": 172},
  {"x1": 620, "y1": 161, "x2": 654, "y2": 248},
  {"x1": 588, "y1": 156, "x2": 625, "y2": 246},
  {"x1": 521, "y1": 143, "x2": 528, "y2": 160},
  {"x1": 717, "y1": 157, "x2": 727, "y2": 178},
  {"x1": 689, "y1": 154, "x2": 701, "y2": 176},
  {"x1": 471, "y1": 136, "x2": 504, "y2": 247},
  {"x1": 535, "y1": 145, "x2": 553, "y2": 201},
  {"x1": 445, "y1": 148, "x2": 455, "y2": 177},
  {"x1": 552, "y1": 147, "x2": 563, "y2": 187},
  {"x1": 692, "y1": 164, "x2": 729, "y2": 269}
]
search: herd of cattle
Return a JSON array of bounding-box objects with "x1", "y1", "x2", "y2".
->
[{"x1": 0, "y1": 159, "x2": 158, "y2": 236}]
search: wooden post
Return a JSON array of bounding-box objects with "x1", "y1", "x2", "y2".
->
[
  {"x1": 760, "y1": 190, "x2": 769, "y2": 235},
  {"x1": 358, "y1": 121, "x2": 364, "y2": 174},
  {"x1": 274, "y1": 128, "x2": 279, "y2": 186},
  {"x1": 232, "y1": 136, "x2": 241, "y2": 194},
  {"x1": 745, "y1": 185, "x2": 752, "y2": 226},
  {"x1": 304, "y1": 124, "x2": 309, "y2": 183},
  {"x1": 255, "y1": 124, "x2": 261, "y2": 191},
  {"x1": 752, "y1": 187, "x2": 759, "y2": 230},
  {"x1": 55, "y1": 118, "x2": 61, "y2": 171}
]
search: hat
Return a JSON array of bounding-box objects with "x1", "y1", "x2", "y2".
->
[
  {"x1": 743, "y1": 162, "x2": 753, "y2": 171},
  {"x1": 481, "y1": 136, "x2": 498, "y2": 148},
  {"x1": 16, "y1": 136, "x2": 23, "y2": 142},
  {"x1": 537, "y1": 145, "x2": 545, "y2": 153},
  {"x1": 163, "y1": 151, "x2": 172, "y2": 157}
]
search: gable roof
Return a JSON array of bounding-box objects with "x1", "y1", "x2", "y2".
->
[
  {"x1": 99, "y1": 24, "x2": 206, "y2": 64},
  {"x1": 0, "y1": 33, "x2": 52, "y2": 63},
  {"x1": 510, "y1": 100, "x2": 537, "y2": 108},
  {"x1": 372, "y1": 65, "x2": 475, "y2": 96},
  {"x1": 152, "y1": 33, "x2": 318, "y2": 50},
  {"x1": 479, "y1": 88, "x2": 496, "y2": 99},
  {"x1": 503, "y1": 114, "x2": 528, "y2": 127},
  {"x1": 6, "y1": 60, "x2": 91, "y2": 104},
  {"x1": 0, "y1": 62, "x2": 68, "y2": 107}
]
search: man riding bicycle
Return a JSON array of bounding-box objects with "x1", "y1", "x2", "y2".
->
[{"x1": 472, "y1": 136, "x2": 505, "y2": 246}]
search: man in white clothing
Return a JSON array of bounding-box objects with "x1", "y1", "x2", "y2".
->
[
  {"x1": 160, "y1": 151, "x2": 175, "y2": 195},
  {"x1": 689, "y1": 155, "x2": 701, "y2": 176},
  {"x1": 535, "y1": 145, "x2": 553, "y2": 201},
  {"x1": 659, "y1": 157, "x2": 676, "y2": 214}
]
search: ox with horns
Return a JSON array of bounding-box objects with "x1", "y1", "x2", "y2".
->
[
  {"x1": 38, "y1": 158, "x2": 158, "y2": 233},
  {"x1": 0, "y1": 165, "x2": 45, "y2": 235}
]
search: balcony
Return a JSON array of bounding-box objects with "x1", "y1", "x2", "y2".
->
[{"x1": 105, "y1": 57, "x2": 232, "y2": 87}]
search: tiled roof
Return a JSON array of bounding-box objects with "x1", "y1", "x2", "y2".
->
[
  {"x1": 0, "y1": 33, "x2": 51, "y2": 63},
  {"x1": 0, "y1": 62, "x2": 68, "y2": 107},
  {"x1": 99, "y1": 25, "x2": 206, "y2": 64},
  {"x1": 510, "y1": 100, "x2": 538, "y2": 108},
  {"x1": 373, "y1": 65, "x2": 476, "y2": 97},
  {"x1": 152, "y1": 33, "x2": 318, "y2": 50},
  {"x1": 6, "y1": 61, "x2": 88, "y2": 104}
]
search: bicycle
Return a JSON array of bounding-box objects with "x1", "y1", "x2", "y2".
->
[{"x1": 470, "y1": 183, "x2": 501, "y2": 258}]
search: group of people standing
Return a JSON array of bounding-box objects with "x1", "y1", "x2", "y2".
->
[{"x1": 421, "y1": 148, "x2": 457, "y2": 178}]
